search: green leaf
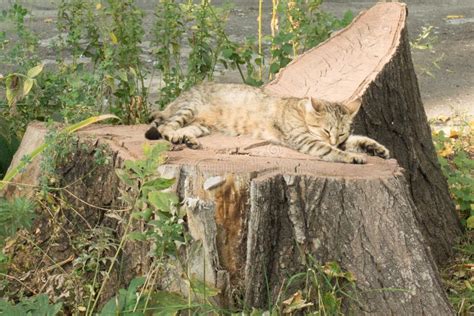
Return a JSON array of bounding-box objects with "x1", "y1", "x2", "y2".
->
[
  {"x1": 270, "y1": 63, "x2": 281, "y2": 74},
  {"x1": 143, "y1": 178, "x2": 175, "y2": 190},
  {"x1": 148, "y1": 191, "x2": 178, "y2": 213},
  {"x1": 222, "y1": 48, "x2": 234, "y2": 58},
  {"x1": 282, "y1": 43, "x2": 293, "y2": 55},
  {"x1": 27, "y1": 64, "x2": 43, "y2": 78},
  {"x1": 127, "y1": 231, "x2": 147, "y2": 241},
  {"x1": 115, "y1": 169, "x2": 135, "y2": 187},
  {"x1": 322, "y1": 292, "x2": 339, "y2": 312},
  {"x1": 117, "y1": 69, "x2": 128, "y2": 82},
  {"x1": 124, "y1": 160, "x2": 145, "y2": 178},
  {"x1": 128, "y1": 277, "x2": 146, "y2": 292},
  {"x1": 189, "y1": 277, "x2": 220, "y2": 298},
  {"x1": 147, "y1": 142, "x2": 169, "y2": 159},
  {"x1": 149, "y1": 291, "x2": 188, "y2": 315},
  {"x1": 99, "y1": 277, "x2": 145, "y2": 316},
  {"x1": 0, "y1": 294, "x2": 62, "y2": 316},
  {"x1": 342, "y1": 10, "x2": 354, "y2": 25},
  {"x1": 467, "y1": 216, "x2": 474, "y2": 229},
  {"x1": 129, "y1": 67, "x2": 137, "y2": 78},
  {"x1": 23, "y1": 78, "x2": 34, "y2": 96}
]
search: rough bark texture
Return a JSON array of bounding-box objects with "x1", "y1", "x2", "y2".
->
[
  {"x1": 264, "y1": 2, "x2": 462, "y2": 265},
  {"x1": 351, "y1": 26, "x2": 463, "y2": 267},
  {"x1": 2, "y1": 2, "x2": 459, "y2": 315}
]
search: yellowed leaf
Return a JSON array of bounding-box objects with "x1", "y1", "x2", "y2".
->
[
  {"x1": 449, "y1": 129, "x2": 460, "y2": 139},
  {"x1": 446, "y1": 15, "x2": 464, "y2": 19},
  {"x1": 437, "y1": 115, "x2": 450, "y2": 123},
  {"x1": 4, "y1": 238, "x2": 16, "y2": 251},
  {"x1": 438, "y1": 143, "x2": 454, "y2": 157},
  {"x1": 282, "y1": 291, "x2": 313, "y2": 314},
  {"x1": 282, "y1": 291, "x2": 300, "y2": 306},
  {"x1": 43, "y1": 18, "x2": 53, "y2": 23},
  {"x1": 469, "y1": 120, "x2": 474, "y2": 130},
  {"x1": 465, "y1": 280, "x2": 472, "y2": 290},
  {"x1": 23, "y1": 78, "x2": 34, "y2": 96},
  {"x1": 27, "y1": 64, "x2": 44, "y2": 78},
  {"x1": 110, "y1": 32, "x2": 118, "y2": 45},
  {"x1": 96, "y1": 3, "x2": 102, "y2": 10}
]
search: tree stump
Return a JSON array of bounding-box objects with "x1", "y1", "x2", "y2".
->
[{"x1": 2, "y1": 2, "x2": 460, "y2": 314}]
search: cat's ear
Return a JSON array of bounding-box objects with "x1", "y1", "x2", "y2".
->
[
  {"x1": 310, "y1": 97, "x2": 325, "y2": 112},
  {"x1": 345, "y1": 98, "x2": 362, "y2": 117},
  {"x1": 303, "y1": 98, "x2": 315, "y2": 113}
]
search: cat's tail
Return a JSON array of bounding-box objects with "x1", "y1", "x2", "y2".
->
[{"x1": 145, "y1": 125, "x2": 161, "y2": 140}]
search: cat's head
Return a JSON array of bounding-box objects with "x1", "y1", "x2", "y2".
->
[{"x1": 302, "y1": 97, "x2": 361, "y2": 146}]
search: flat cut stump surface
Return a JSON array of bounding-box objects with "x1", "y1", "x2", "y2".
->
[{"x1": 9, "y1": 122, "x2": 400, "y2": 182}]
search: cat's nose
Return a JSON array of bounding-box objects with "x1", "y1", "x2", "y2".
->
[{"x1": 330, "y1": 137, "x2": 337, "y2": 145}]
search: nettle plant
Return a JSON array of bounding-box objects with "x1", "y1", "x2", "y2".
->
[
  {"x1": 57, "y1": 0, "x2": 148, "y2": 124},
  {"x1": 267, "y1": 0, "x2": 353, "y2": 78},
  {"x1": 152, "y1": 0, "x2": 237, "y2": 107}
]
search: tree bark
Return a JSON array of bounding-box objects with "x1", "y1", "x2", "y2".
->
[{"x1": 2, "y1": 2, "x2": 459, "y2": 314}]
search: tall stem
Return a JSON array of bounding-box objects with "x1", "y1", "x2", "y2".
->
[{"x1": 258, "y1": 0, "x2": 264, "y2": 80}]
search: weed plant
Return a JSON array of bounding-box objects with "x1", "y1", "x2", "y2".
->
[{"x1": 432, "y1": 119, "x2": 474, "y2": 315}]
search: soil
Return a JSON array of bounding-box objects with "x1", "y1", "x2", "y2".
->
[{"x1": 1, "y1": 0, "x2": 473, "y2": 119}]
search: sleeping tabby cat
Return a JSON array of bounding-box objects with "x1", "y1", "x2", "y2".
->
[{"x1": 145, "y1": 83, "x2": 389, "y2": 164}]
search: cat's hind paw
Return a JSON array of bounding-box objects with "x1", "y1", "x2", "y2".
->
[{"x1": 148, "y1": 110, "x2": 165, "y2": 124}]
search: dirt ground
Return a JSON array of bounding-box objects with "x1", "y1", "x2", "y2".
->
[{"x1": 1, "y1": 0, "x2": 473, "y2": 119}]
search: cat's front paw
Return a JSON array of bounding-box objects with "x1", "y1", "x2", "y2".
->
[
  {"x1": 184, "y1": 136, "x2": 202, "y2": 150},
  {"x1": 364, "y1": 143, "x2": 390, "y2": 159},
  {"x1": 371, "y1": 144, "x2": 390, "y2": 159},
  {"x1": 377, "y1": 146, "x2": 390, "y2": 159},
  {"x1": 347, "y1": 153, "x2": 367, "y2": 164}
]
